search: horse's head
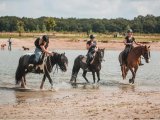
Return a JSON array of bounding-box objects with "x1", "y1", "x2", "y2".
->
[
  {"x1": 96, "y1": 48, "x2": 105, "y2": 62},
  {"x1": 56, "y1": 52, "x2": 68, "y2": 72},
  {"x1": 142, "y1": 45, "x2": 150, "y2": 63}
]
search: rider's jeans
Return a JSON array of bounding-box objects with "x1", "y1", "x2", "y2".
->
[{"x1": 34, "y1": 48, "x2": 42, "y2": 63}]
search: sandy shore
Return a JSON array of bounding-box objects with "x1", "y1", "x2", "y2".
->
[
  {"x1": 0, "y1": 38, "x2": 160, "y2": 50},
  {"x1": 0, "y1": 87, "x2": 160, "y2": 120},
  {"x1": 0, "y1": 37, "x2": 160, "y2": 119}
]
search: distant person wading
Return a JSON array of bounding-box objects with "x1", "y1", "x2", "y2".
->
[{"x1": 8, "y1": 37, "x2": 12, "y2": 51}]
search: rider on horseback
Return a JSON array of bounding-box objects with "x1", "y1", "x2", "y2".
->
[
  {"x1": 29, "y1": 35, "x2": 53, "y2": 70},
  {"x1": 86, "y1": 34, "x2": 98, "y2": 70},
  {"x1": 123, "y1": 29, "x2": 143, "y2": 66}
]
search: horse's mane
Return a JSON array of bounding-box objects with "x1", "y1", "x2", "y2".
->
[
  {"x1": 131, "y1": 46, "x2": 143, "y2": 55},
  {"x1": 92, "y1": 49, "x2": 103, "y2": 64}
]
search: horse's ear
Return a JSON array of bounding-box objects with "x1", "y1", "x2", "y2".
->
[{"x1": 145, "y1": 45, "x2": 147, "y2": 48}]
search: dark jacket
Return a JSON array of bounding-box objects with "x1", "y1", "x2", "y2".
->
[
  {"x1": 34, "y1": 37, "x2": 49, "y2": 51},
  {"x1": 125, "y1": 36, "x2": 135, "y2": 48}
]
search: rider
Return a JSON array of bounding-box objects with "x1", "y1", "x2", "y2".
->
[
  {"x1": 86, "y1": 34, "x2": 98, "y2": 70},
  {"x1": 31, "y1": 35, "x2": 53, "y2": 65},
  {"x1": 123, "y1": 29, "x2": 143, "y2": 65}
]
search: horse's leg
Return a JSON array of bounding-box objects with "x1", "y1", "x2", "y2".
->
[
  {"x1": 82, "y1": 70, "x2": 89, "y2": 83},
  {"x1": 132, "y1": 66, "x2": 138, "y2": 84},
  {"x1": 44, "y1": 66, "x2": 53, "y2": 89},
  {"x1": 92, "y1": 71, "x2": 96, "y2": 83},
  {"x1": 45, "y1": 72, "x2": 53, "y2": 89},
  {"x1": 96, "y1": 71, "x2": 100, "y2": 83},
  {"x1": 70, "y1": 67, "x2": 80, "y2": 84},
  {"x1": 40, "y1": 74, "x2": 46, "y2": 89},
  {"x1": 70, "y1": 59, "x2": 81, "y2": 85},
  {"x1": 128, "y1": 67, "x2": 135, "y2": 84},
  {"x1": 21, "y1": 75, "x2": 26, "y2": 88},
  {"x1": 121, "y1": 65, "x2": 127, "y2": 79},
  {"x1": 121, "y1": 65, "x2": 125, "y2": 79},
  {"x1": 24, "y1": 74, "x2": 26, "y2": 85},
  {"x1": 125, "y1": 67, "x2": 129, "y2": 77}
]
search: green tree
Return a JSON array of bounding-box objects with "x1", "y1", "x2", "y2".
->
[
  {"x1": 45, "y1": 17, "x2": 56, "y2": 31},
  {"x1": 42, "y1": 24, "x2": 47, "y2": 32},
  {"x1": 17, "y1": 20, "x2": 24, "y2": 36},
  {"x1": 36, "y1": 25, "x2": 40, "y2": 32}
]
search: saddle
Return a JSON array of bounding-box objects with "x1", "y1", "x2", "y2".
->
[
  {"x1": 81, "y1": 55, "x2": 94, "y2": 72},
  {"x1": 28, "y1": 54, "x2": 45, "y2": 73}
]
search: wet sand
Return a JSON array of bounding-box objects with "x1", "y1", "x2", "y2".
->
[
  {"x1": 0, "y1": 38, "x2": 160, "y2": 119},
  {"x1": 0, "y1": 87, "x2": 160, "y2": 120}
]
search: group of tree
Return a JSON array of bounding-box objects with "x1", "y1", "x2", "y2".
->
[{"x1": 0, "y1": 14, "x2": 160, "y2": 34}]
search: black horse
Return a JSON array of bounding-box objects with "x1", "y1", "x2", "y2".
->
[
  {"x1": 15, "y1": 52, "x2": 68, "y2": 89},
  {"x1": 70, "y1": 48, "x2": 105, "y2": 84}
]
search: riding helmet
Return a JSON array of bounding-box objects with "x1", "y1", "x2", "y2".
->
[
  {"x1": 42, "y1": 35, "x2": 49, "y2": 42},
  {"x1": 90, "y1": 34, "x2": 95, "y2": 39},
  {"x1": 127, "y1": 29, "x2": 133, "y2": 33}
]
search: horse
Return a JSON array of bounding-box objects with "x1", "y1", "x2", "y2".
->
[
  {"x1": 70, "y1": 48, "x2": 105, "y2": 85},
  {"x1": 119, "y1": 45, "x2": 150, "y2": 84},
  {"x1": 22, "y1": 46, "x2": 29, "y2": 50},
  {"x1": 15, "y1": 52, "x2": 68, "y2": 89},
  {"x1": 1, "y1": 44, "x2": 6, "y2": 50}
]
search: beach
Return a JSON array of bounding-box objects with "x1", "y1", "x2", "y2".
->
[{"x1": 0, "y1": 37, "x2": 160, "y2": 119}]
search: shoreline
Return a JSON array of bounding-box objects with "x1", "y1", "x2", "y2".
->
[
  {"x1": 0, "y1": 38, "x2": 160, "y2": 51},
  {"x1": 0, "y1": 88, "x2": 160, "y2": 119}
]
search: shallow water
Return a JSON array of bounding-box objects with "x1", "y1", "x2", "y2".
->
[{"x1": 0, "y1": 49, "x2": 159, "y2": 105}]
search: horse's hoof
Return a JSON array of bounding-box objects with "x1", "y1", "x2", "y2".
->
[
  {"x1": 129, "y1": 79, "x2": 132, "y2": 83},
  {"x1": 72, "y1": 83, "x2": 77, "y2": 88},
  {"x1": 50, "y1": 87, "x2": 56, "y2": 92},
  {"x1": 92, "y1": 83, "x2": 99, "y2": 89}
]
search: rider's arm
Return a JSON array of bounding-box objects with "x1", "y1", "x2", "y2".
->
[
  {"x1": 124, "y1": 39, "x2": 132, "y2": 45},
  {"x1": 134, "y1": 40, "x2": 141, "y2": 46},
  {"x1": 40, "y1": 44, "x2": 53, "y2": 56}
]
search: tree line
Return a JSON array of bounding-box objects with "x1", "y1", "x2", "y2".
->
[{"x1": 0, "y1": 14, "x2": 160, "y2": 34}]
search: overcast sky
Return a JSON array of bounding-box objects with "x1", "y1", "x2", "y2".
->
[{"x1": 0, "y1": 0, "x2": 159, "y2": 19}]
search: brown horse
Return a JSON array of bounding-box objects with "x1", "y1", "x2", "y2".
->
[
  {"x1": 70, "y1": 48, "x2": 105, "y2": 85},
  {"x1": 119, "y1": 45, "x2": 150, "y2": 84},
  {"x1": 1, "y1": 44, "x2": 6, "y2": 50},
  {"x1": 22, "y1": 46, "x2": 29, "y2": 50}
]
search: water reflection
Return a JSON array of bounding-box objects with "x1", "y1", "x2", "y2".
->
[{"x1": 118, "y1": 84, "x2": 135, "y2": 92}]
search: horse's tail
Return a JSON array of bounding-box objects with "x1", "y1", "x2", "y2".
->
[
  {"x1": 15, "y1": 56, "x2": 25, "y2": 84},
  {"x1": 70, "y1": 55, "x2": 82, "y2": 82},
  {"x1": 119, "y1": 51, "x2": 127, "y2": 79}
]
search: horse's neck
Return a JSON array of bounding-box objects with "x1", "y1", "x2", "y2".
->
[
  {"x1": 51, "y1": 53, "x2": 59, "y2": 66},
  {"x1": 92, "y1": 52, "x2": 101, "y2": 65},
  {"x1": 131, "y1": 46, "x2": 142, "y2": 58}
]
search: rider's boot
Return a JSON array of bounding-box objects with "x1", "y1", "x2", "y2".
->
[{"x1": 139, "y1": 58, "x2": 144, "y2": 66}]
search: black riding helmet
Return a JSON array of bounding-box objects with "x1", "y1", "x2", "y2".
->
[
  {"x1": 90, "y1": 34, "x2": 95, "y2": 39},
  {"x1": 42, "y1": 35, "x2": 49, "y2": 42}
]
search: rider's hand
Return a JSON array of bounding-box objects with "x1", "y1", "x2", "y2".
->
[
  {"x1": 49, "y1": 52, "x2": 53, "y2": 56},
  {"x1": 95, "y1": 47, "x2": 98, "y2": 52}
]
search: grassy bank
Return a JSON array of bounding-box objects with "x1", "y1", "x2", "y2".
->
[{"x1": 0, "y1": 32, "x2": 160, "y2": 43}]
